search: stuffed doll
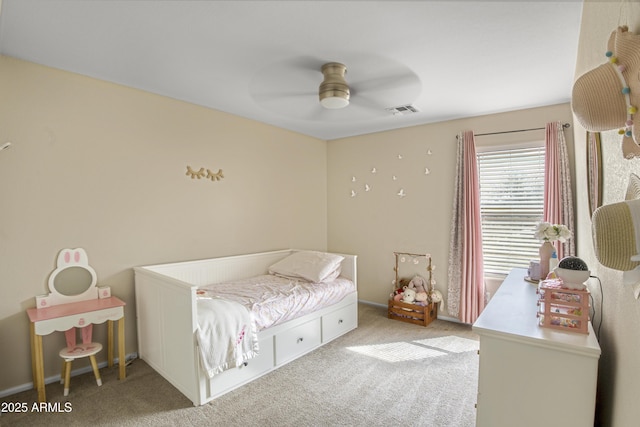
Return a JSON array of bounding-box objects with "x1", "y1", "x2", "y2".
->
[
  {"x1": 414, "y1": 291, "x2": 429, "y2": 305},
  {"x1": 409, "y1": 275, "x2": 428, "y2": 294},
  {"x1": 390, "y1": 287, "x2": 404, "y2": 301},
  {"x1": 429, "y1": 289, "x2": 444, "y2": 310},
  {"x1": 401, "y1": 286, "x2": 416, "y2": 304}
]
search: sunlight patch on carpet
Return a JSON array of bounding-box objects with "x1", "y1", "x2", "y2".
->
[
  {"x1": 413, "y1": 336, "x2": 479, "y2": 353},
  {"x1": 346, "y1": 342, "x2": 447, "y2": 362}
]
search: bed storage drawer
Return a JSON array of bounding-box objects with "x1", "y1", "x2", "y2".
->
[
  {"x1": 275, "y1": 318, "x2": 321, "y2": 365},
  {"x1": 207, "y1": 335, "x2": 274, "y2": 395},
  {"x1": 322, "y1": 302, "x2": 357, "y2": 342}
]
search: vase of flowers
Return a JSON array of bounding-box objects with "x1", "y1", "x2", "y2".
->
[{"x1": 534, "y1": 222, "x2": 572, "y2": 279}]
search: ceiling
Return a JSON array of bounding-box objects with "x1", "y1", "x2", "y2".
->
[{"x1": 0, "y1": 1, "x2": 584, "y2": 141}]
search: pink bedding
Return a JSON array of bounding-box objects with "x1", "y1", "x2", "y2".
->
[{"x1": 196, "y1": 274, "x2": 355, "y2": 330}]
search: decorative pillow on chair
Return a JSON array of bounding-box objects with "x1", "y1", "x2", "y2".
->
[{"x1": 269, "y1": 251, "x2": 344, "y2": 283}]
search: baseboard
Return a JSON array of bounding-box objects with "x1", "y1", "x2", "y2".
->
[
  {"x1": 0, "y1": 352, "x2": 138, "y2": 399},
  {"x1": 357, "y1": 298, "x2": 462, "y2": 324},
  {"x1": 358, "y1": 299, "x2": 387, "y2": 309},
  {"x1": 434, "y1": 314, "x2": 462, "y2": 323}
]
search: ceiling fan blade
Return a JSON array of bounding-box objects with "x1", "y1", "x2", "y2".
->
[
  {"x1": 348, "y1": 96, "x2": 392, "y2": 117},
  {"x1": 282, "y1": 56, "x2": 327, "y2": 73},
  {"x1": 253, "y1": 92, "x2": 335, "y2": 120},
  {"x1": 249, "y1": 56, "x2": 324, "y2": 109},
  {"x1": 351, "y1": 76, "x2": 421, "y2": 110},
  {"x1": 251, "y1": 90, "x2": 316, "y2": 104},
  {"x1": 352, "y1": 72, "x2": 420, "y2": 94}
]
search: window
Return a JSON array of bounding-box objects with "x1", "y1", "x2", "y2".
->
[{"x1": 477, "y1": 145, "x2": 545, "y2": 275}]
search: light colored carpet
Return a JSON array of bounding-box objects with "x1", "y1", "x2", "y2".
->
[{"x1": 1, "y1": 303, "x2": 479, "y2": 427}]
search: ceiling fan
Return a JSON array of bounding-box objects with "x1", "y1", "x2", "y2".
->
[
  {"x1": 319, "y1": 62, "x2": 350, "y2": 109},
  {"x1": 248, "y1": 56, "x2": 421, "y2": 120}
]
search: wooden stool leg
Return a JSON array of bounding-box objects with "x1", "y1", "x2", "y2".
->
[
  {"x1": 63, "y1": 360, "x2": 72, "y2": 397},
  {"x1": 89, "y1": 355, "x2": 102, "y2": 386}
]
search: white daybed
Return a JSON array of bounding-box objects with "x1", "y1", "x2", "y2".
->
[{"x1": 134, "y1": 249, "x2": 358, "y2": 406}]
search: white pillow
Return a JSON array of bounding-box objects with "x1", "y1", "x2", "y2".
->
[
  {"x1": 269, "y1": 251, "x2": 344, "y2": 283},
  {"x1": 321, "y1": 265, "x2": 342, "y2": 282}
]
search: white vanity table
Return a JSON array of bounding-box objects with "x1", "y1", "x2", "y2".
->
[
  {"x1": 26, "y1": 248, "x2": 126, "y2": 402},
  {"x1": 473, "y1": 268, "x2": 601, "y2": 427}
]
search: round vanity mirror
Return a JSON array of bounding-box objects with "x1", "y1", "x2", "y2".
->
[
  {"x1": 47, "y1": 248, "x2": 98, "y2": 304},
  {"x1": 52, "y1": 266, "x2": 94, "y2": 296}
]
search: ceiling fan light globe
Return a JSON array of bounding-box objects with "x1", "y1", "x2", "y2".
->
[{"x1": 320, "y1": 94, "x2": 350, "y2": 109}]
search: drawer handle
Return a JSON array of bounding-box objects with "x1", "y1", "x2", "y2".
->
[
  {"x1": 338, "y1": 319, "x2": 343, "y2": 324},
  {"x1": 297, "y1": 337, "x2": 304, "y2": 343}
]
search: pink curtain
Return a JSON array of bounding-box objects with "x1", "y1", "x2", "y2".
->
[
  {"x1": 448, "y1": 131, "x2": 485, "y2": 324},
  {"x1": 543, "y1": 122, "x2": 575, "y2": 259}
]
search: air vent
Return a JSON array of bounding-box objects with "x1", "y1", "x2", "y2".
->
[{"x1": 386, "y1": 105, "x2": 419, "y2": 115}]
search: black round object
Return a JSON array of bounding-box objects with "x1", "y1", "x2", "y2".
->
[{"x1": 558, "y1": 256, "x2": 588, "y2": 271}]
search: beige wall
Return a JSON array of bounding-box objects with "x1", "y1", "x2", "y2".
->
[
  {"x1": 0, "y1": 56, "x2": 328, "y2": 393},
  {"x1": 327, "y1": 103, "x2": 575, "y2": 313},
  {"x1": 574, "y1": 2, "x2": 640, "y2": 426}
]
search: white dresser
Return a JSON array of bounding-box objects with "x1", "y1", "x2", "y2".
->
[{"x1": 473, "y1": 268, "x2": 601, "y2": 427}]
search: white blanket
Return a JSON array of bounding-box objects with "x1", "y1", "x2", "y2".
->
[
  {"x1": 195, "y1": 298, "x2": 259, "y2": 379},
  {"x1": 198, "y1": 275, "x2": 355, "y2": 330}
]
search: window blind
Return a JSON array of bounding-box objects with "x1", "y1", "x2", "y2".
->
[{"x1": 477, "y1": 146, "x2": 545, "y2": 275}]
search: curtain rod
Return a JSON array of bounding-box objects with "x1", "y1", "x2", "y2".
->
[{"x1": 457, "y1": 122, "x2": 571, "y2": 138}]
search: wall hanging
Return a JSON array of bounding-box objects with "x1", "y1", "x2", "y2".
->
[
  {"x1": 572, "y1": 26, "x2": 640, "y2": 157},
  {"x1": 348, "y1": 148, "x2": 434, "y2": 199},
  {"x1": 186, "y1": 166, "x2": 224, "y2": 182},
  {"x1": 591, "y1": 173, "x2": 640, "y2": 298}
]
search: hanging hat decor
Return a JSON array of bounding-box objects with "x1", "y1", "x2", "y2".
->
[
  {"x1": 591, "y1": 198, "x2": 640, "y2": 272},
  {"x1": 591, "y1": 174, "x2": 640, "y2": 298},
  {"x1": 572, "y1": 26, "x2": 640, "y2": 158}
]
